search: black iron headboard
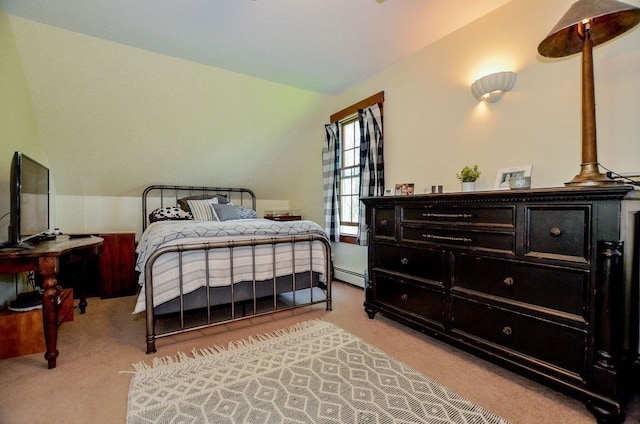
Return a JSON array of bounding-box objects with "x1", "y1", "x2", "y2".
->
[{"x1": 142, "y1": 185, "x2": 256, "y2": 231}]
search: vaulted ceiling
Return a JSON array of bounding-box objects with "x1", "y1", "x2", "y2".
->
[{"x1": 0, "y1": 0, "x2": 512, "y2": 94}]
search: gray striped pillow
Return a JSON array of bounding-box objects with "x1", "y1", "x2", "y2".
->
[{"x1": 186, "y1": 199, "x2": 219, "y2": 221}]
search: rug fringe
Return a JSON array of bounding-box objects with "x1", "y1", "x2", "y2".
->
[{"x1": 130, "y1": 318, "x2": 327, "y2": 372}]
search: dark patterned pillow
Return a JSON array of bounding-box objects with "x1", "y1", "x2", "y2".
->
[{"x1": 149, "y1": 206, "x2": 193, "y2": 223}]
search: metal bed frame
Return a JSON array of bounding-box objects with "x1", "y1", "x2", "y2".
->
[
  {"x1": 140, "y1": 185, "x2": 332, "y2": 354},
  {"x1": 142, "y1": 184, "x2": 257, "y2": 232}
]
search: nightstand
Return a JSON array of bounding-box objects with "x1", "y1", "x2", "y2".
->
[
  {"x1": 264, "y1": 215, "x2": 302, "y2": 221},
  {"x1": 264, "y1": 210, "x2": 302, "y2": 221},
  {"x1": 61, "y1": 230, "x2": 137, "y2": 298}
]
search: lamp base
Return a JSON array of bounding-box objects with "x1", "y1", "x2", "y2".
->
[{"x1": 565, "y1": 163, "x2": 618, "y2": 186}]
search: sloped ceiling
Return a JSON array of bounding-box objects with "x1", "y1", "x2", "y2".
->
[{"x1": 0, "y1": 0, "x2": 512, "y2": 94}]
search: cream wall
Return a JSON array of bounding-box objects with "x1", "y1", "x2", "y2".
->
[
  {"x1": 6, "y1": 15, "x2": 333, "y2": 233},
  {"x1": 55, "y1": 195, "x2": 293, "y2": 237},
  {"x1": 0, "y1": 8, "x2": 47, "y2": 303},
  {"x1": 329, "y1": 0, "x2": 640, "y2": 282},
  {"x1": 0, "y1": 9, "x2": 333, "y2": 305},
  {"x1": 335, "y1": 0, "x2": 640, "y2": 192}
]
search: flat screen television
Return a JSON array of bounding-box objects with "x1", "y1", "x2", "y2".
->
[{"x1": 1, "y1": 152, "x2": 50, "y2": 249}]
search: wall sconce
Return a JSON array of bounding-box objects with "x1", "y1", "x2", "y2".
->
[{"x1": 471, "y1": 71, "x2": 517, "y2": 103}]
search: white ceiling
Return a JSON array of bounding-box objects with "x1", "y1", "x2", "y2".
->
[{"x1": 0, "y1": 0, "x2": 512, "y2": 94}]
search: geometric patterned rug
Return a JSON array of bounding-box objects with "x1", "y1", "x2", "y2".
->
[{"x1": 126, "y1": 319, "x2": 510, "y2": 423}]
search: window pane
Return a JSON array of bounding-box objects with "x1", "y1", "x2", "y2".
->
[
  {"x1": 341, "y1": 178, "x2": 351, "y2": 196},
  {"x1": 351, "y1": 198, "x2": 360, "y2": 220},
  {"x1": 344, "y1": 149, "x2": 355, "y2": 167},
  {"x1": 344, "y1": 123, "x2": 354, "y2": 149},
  {"x1": 338, "y1": 115, "x2": 364, "y2": 237},
  {"x1": 351, "y1": 176, "x2": 359, "y2": 194},
  {"x1": 342, "y1": 196, "x2": 352, "y2": 221},
  {"x1": 340, "y1": 224, "x2": 357, "y2": 236}
]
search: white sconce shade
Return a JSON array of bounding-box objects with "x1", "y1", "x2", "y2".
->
[{"x1": 471, "y1": 71, "x2": 517, "y2": 103}]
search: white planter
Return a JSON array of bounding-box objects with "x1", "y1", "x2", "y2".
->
[{"x1": 461, "y1": 182, "x2": 476, "y2": 192}]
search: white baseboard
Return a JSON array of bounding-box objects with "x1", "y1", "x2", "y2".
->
[{"x1": 334, "y1": 267, "x2": 364, "y2": 288}]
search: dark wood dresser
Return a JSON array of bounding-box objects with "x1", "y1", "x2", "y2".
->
[{"x1": 362, "y1": 186, "x2": 640, "y2": 423}]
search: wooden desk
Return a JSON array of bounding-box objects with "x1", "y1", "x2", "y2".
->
[{"x1": 0, "y1": 236, "x2": 103, "y2": 369}]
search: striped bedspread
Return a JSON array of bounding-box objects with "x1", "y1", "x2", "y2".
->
[{"x1": 133, "y1": 219, "x2": 329, "y2": 314}]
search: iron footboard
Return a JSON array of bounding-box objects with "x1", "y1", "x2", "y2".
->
[{"x1": 144, "y1": 234, "x2": 332, "y2": 353}]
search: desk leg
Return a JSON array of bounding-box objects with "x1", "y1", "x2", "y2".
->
[{"x1": 39, "y1": 257, "x2": 60, "y2": 369}]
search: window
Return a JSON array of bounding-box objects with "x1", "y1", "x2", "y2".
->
[
  {"x1": 339, "y1": 116, "x2": 360, "y2": 241},
  {"x1": 325, "y1": 91, "x2": 383, "y2": 245}
]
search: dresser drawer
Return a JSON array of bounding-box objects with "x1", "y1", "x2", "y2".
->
[
  {"x1": 452, "y1": 298, "x2": 586, "y2": 377},
  {"x1": 373, "y1": 273, "x2": 445, "y2": 324},
  {"x1": 525, "y1": 206, "x2": 590, "y2": 263},
  {"x1": 402, "y1": 205, "x2": 515, "y2": 227},
  {"x1": 372, "y1": 207, "x2": 396, "y2": 238},
  {"x1": 452, "y1": 254, "x2": 588, "y2": 319},
  {"x1": 374, "y1": 243, "x2": 445, "y2": 283},
  {"x1": 402, "y1": 226, "x2": 515, "y2": 254}
]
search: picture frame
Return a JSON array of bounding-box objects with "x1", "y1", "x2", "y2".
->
[
  {"x1": 494, "y1": 165, "x2": 532, "y2": 190},
  {"x1": 395, "y1": 183, "x2": 415, "y2": 195}
]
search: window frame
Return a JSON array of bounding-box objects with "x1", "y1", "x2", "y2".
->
[{"x1": 338, "y1": 115, "x2": 360, "y2": 244}]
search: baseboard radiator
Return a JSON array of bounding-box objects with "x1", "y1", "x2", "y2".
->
[{"x1": 333, "y1": 267, "x2": 364, "y2": 288}]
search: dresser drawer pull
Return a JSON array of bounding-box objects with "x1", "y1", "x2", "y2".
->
[
  {"x1": 502, "y1": 326, "x2": 513, "y2": 335},
  {"x1": 400, "y1": 294, "x2": 409, "y2": 301},
  {"x1": 400, "y1": 258, "x2": 409, "y2": 265},
  {"x1": 380, "y1": 219, "x2": 389, "y2": 226},
  {"x1": 423, "y1": 234, "x2": 473, "y2": 243},
  {"x1": 422, "y1": 213, "x2": 474, "y2": 219},
  {"x1": 549, "y1": 227, "x2": 563, "y2": 237},
  {"x1": 503, "y1": 277, "x2": 514, "y2": 286}
]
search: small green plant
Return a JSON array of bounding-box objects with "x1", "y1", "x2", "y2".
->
[{"x1": 457, "y1": 164, "x2": 481, "y2": 182}]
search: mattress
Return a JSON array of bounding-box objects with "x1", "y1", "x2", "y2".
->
[{"x1": 133, "y1": 219, "x2": 329, "y2": 314}]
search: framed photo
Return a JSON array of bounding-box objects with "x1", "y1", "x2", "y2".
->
[
  {"x1": 395, "y1": 183, "x2": 415, "y2": 195},
  {"x1": 494, "y1": 165, "x2": 532, "y2": 190},
  {"x1": 384, "y1": 189, "x2": 393, "y2": 196}
]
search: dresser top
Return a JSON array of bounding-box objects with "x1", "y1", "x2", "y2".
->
[{"x1": 362, "y1": 185, "x2": 639, "y2": 205}]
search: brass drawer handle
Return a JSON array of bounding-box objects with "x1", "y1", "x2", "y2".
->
[
  {"x1": 400, "y1": 294, "x2": 409, "y2": 301},
  {"x1": 502, "y1": 326, "x2": 513, "y2": 335},
  {"x1": 400, "y1": 258, "x2": 409, "y2": 265},
  {"x1": 422, "y1": 213, "x2": 474, "y2": 219},
  {"x1": 380, "y1": 219, "x2": 389, "y2": 226},
  {"x1": 549, "y1": 227, "x2": 563, "y2": 237},
  {"x1": 503, "y1": 277, "x2": 514, "y2": 286},
  {"x1": 423, "y1": 234, "x2": 473, "y2": 243}
]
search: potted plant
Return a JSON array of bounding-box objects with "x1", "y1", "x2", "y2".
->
[{"x1": 456, "y1": 165, "x2": 481, "y2": 192}]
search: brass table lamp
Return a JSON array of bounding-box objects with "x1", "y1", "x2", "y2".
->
[{"x1": 538, "y1": 0, "x2": 640, "y2": 186}]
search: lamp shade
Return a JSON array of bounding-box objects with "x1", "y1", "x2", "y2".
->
[
  {"x1": 471, "y1": 71, "x2": 517, "y2": 103},
  {"x1": 538, "y1": 0, "x2": 640, "y2": 57}
]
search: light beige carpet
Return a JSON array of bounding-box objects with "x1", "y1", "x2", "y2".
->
[
  {"x1": 0, "y1": 281, "x2": 637, "y2": 423},
  {"x1": 126, "y1": 319, "x2": 509, "y2": 424}
]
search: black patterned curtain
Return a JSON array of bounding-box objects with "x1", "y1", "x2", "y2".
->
[
  {"x1": 322, "y1": 123, "x2": 340, "y2": 241},
  {"x1": 357, "y1": 103, "x2": 384, "y2": 245}
]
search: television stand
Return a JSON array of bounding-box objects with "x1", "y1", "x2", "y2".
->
[{"x1": 0, "y1": 236, "x2": 103, "y2": 369}]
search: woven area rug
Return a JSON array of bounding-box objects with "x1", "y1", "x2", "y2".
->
[{"x1": 126, "y1": 319, "x2": 510, "y2": 423}]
